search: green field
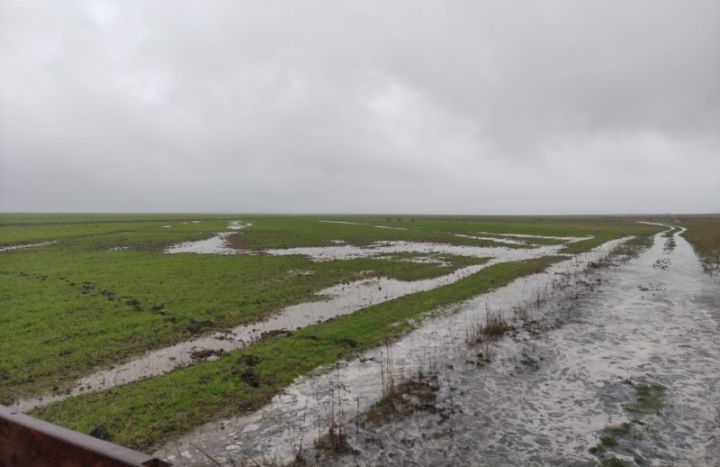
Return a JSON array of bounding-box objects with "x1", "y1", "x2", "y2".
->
[
  {"x1": 0, "y1": 214, "x2": 676, "y2": 450},
  {"x1": 675, "y1": 215, "x2": 720, "y2": 273}
]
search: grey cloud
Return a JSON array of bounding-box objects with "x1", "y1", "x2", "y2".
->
[{"x1": 1, "y1": 0, "x2": 718, "y2": 214}]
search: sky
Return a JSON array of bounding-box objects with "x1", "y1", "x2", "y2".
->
[{"x1": 1, "y1": 0, "x2": 718, "y2": 214}]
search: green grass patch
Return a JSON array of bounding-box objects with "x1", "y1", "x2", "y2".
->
[
  {"x1": 625, "y1": 383, "x2": 666, "y2": 415},
  {"x1": 605, "y1": 422, "x2": 631, "y2": 437},
  {"x1": 362, "y1": 376, "x2": 438, "y2": 425},
  {"x1": 599, "y1": 458, "x2": 632, "y2": 467},
  {"x1": 677, "y1": 215, "x2": 720, "y2": 274},
  {"x1": 600, "y1": 435, "x2": 618, "y2": 447}
]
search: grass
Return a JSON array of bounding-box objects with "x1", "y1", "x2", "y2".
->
[
  {"x1": 600, "y1": 435, "x2": 618, "y2": 447},
  {"x1": 625, "y1": 383, "x2": 665, "y2": 415},
  {"x1": 605, "y1": 422, "x2": 631, "y2": 437},
  {"x1": 598, "y1": 458, "x2": 632, "y2": 467},
  {"x1": 465, "y1": 306, "x2": 513, "y2": 346},
  {"x1": 612, "y1": 233, "x2": 656, "y2": 258},
  {"x1": 481, "y1": 308, "x2": 512, "y2": 338},
  {"x1": 362, "y1": 376, "x2": 438, "y2": 425},
  {"x1": 676, "y1": 215, "x2": 720, "y2": 274},
  {"x1": 32, "y1": 256, "x2": 563, "y2": 451},
  {"x1": 591, "y1": 379, "x2": 666, "y2": 466}
]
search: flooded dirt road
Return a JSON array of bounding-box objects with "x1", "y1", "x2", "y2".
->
[
  {"x1": 157, "y1": 228, "x2": 720, "y2": 466},
  {"x1": 320, "y1": 228, "x2": 720, "y2": 467}
]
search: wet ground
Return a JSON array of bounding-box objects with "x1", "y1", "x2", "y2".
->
[
  {"x1": 14, "y1": 225, "x2": 577, "y2": 412},
  {"x1": 316, "y1": 228, "x2": 720, "y2": 467},
  {"x1": 153, "y1": 237, "x2": 623, "y2": 464},
  {"x1": 156, "y1": 228, "x2": 720, "y2": 466},
  {"x1": 164, "y1": 220, "x2": 588, "y2": 258}
]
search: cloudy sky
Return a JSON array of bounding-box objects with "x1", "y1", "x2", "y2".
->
[{"x1": 1, "y1": 1, "x2": 718, "y2": 214}]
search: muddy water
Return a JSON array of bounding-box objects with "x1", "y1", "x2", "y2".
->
[
  {"x1": 154, "y1": 238, "x2": 630, "y2": 466},
  {"x1": 14, "y1": 237, "x2": 570, "y2": 412}
]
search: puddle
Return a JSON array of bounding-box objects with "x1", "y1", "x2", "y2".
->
[
  {"x1": 265, "y1": 241, "x2": 562, "y2": 262},
  {"x1": 373, "y1": 225, "x2": 409, "y2": 231},
  {"x1": 163, "y1": 234, "x2": 564, "y2": 259},
  {"x1": 164, "y1": 221, "x2": 251, "y2": 254},
  {"x1": 153, "y1": 237, "x2": 630, "y2": 465},
  {"x1": 317, "y1": 220, "x2": 585, "y2": 244},
  {"x1": 0, "y1": 241, "x2": 56, "y2": 253},
  {"x1": 228, "y1": 221, "x2": 250, "y2": 230},
  {"x1": 165, "y1": 232, "x2": 238, "y2": 255},
  {"x1": 477, "y1": 231, "x2": 592, "y2": 242},
  {"x1": 319, "y1": 220, "x2": 360, "y2": 226},
  {"x1": 374, "y1": 254, "x2": 451, "y2": 266},
  {"x1": 165, "y1": 220, "x2": 589, "y2": 256},
  {"x1": 454, "y1": 233, "x2": 528, "y2": 246},
  {"x1": 161, "y1": 227, "x2": 720, "y2": 466}
]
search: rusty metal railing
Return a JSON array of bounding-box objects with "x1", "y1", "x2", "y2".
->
[{"x1": 0, "y1": 404, "x2": 171, "y2": 466}]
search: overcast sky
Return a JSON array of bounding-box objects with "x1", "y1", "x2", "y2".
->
[{"x1": 1, "y1": 1, "x2": 718, "y2": 214}]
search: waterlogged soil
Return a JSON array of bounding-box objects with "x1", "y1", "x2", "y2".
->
[
  {"x1": 14, "y1": 231, "x2": 573, "y2": 412},
  {"x1": 153, "y1": 238, "x2": 631, "y2": 465}
]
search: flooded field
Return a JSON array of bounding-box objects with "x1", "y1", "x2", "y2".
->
[
  {"x1": 156, "y1": 228, "x2": 720, "y2": 466},
  {"x1": 14, "y1": 224, "x2": 575, "y2": 411},
  {"x1": 2, "y1": 214, "x2": 717, "y2": 466}
]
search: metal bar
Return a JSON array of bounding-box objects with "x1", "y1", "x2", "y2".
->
[{"x1": 0, "y1": 404, "x2": 171, "y2": 467}]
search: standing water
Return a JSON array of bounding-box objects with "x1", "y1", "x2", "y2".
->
[{"x1": 157, "y1": 228, "x2": 720, "y2": 466}]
